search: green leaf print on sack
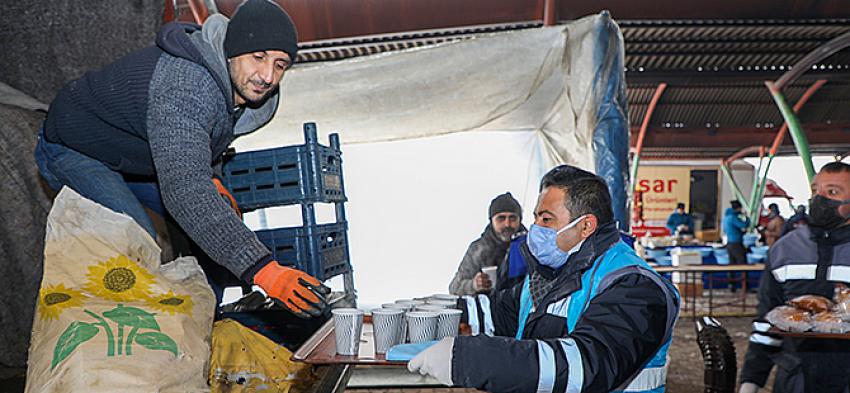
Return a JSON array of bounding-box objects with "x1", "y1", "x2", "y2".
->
[
  {"x1": 51, "y1": 305, "x2": 180, "y2": 370},
  {"x1": 134, "y1": 331, "x2": 179, "y2": 357},
  {"x1": 102, "y1": 304, "x2": 160, "y2": 330},
  {"x1": 51, "y1": 321, "x2": 99, "y2": 369}
]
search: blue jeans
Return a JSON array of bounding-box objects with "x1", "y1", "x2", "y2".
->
[{"x1": 34, "y1": 129, "x2": 164, "y2": 237}]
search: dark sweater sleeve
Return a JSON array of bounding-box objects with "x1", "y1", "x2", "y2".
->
[
  {"x1": 146, "y1": 55, "x2": 271, "y2": 280},
  {"x1": 452, "y1": 274, "x2": 671, "y2": 393}
]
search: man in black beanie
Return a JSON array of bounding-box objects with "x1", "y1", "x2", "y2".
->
[
  {"x1": 449, "y1": 192, "x2": 526, "y2": 295},
  {"x1": 35, "y1": 0, "x2": 330, "y2": 319}
]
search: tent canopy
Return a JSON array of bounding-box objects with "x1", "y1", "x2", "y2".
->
[{"x1": 235, "y1": 12, "x2": 631, "y2": 225}]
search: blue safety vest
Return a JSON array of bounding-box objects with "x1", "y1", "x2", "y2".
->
[{"x1": 516, "y1": 241, "x2": 677, "y2": 393}]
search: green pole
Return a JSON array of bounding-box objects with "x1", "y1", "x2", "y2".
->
[
  {"x1": 766, "y1": 82, "x2": 816, "y2": 182},
  {"x1": 748, "y1": 157, "x2": 763, "y2": 211},
  {"x1": 720, "y1": 164, "x2": 751, "y2": 215},
  {"x1": 748, "y1": 156, "x2": 778, "y2": 231}
]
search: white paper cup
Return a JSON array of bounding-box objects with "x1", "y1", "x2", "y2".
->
[
  {"x1": 332, "y1": 308, "x2": 364, "y2": 356},
  {"x1": 381, "y1": 303, "x2": 409, "y2": 342},
  {"x1": 415, "y1": 304, "x2": 447, "y2": 312},
  {"x1": 430, "y1": 294, "x2": 459, "y2": 302},
  {"x1": 425, "y1": 298, "x2": 458, "y2": 309},
  {"x1": 435, "y1": 309, "x2": 463, "y2": 339},
  {"x1": 371, "y1": 308, "x2": 405, "y2": 354},
  {"x1": 482, "y1": 266, "x2": 498, "y2": 287},
  {"x1": 395, "y1": 300, "x2": 425, "y2": 309},
  {"x1": 406, "y1": 311, "x2": 439, "y2": 343}
]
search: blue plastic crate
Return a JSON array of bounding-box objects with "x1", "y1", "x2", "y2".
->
[
  {"x1": 222, "y1": 123, "x2": 346, "y2": 211},
  {"x1": 751, "y1": 245, "x2": 770, "y2": 256},
  {"x1": 743, "y1": 233, "x2": 759, "y2": 247},
  {"x1": 255, "y1": 222, "x2": 351, "y2": 281},
  {"x1": 645, "y1": 249, "x2": 668, "y2": 260},
  {"x1": 746, "y1": 253, "x2": 766, "y2": 264}
]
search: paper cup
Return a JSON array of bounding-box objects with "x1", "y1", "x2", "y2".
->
[
  {"x1": 436, "y1": 309, "x2": 463, "y2": 339},
  {"x1": 406, "y1": 311, "x2": 439, "y2": 343},
  {"x1": 371, "y1": 308, "x2": 405, "y2": 354},
  {"x1": 482, "y1": 266, "x2": 498, "y2": 287},
  {"x1": 430, "y1": 294, "x2": 459, "y2": 302},
  {"x1": 395, "y1": 300, "x2": 425, "y2": 309},
  {"x1": 381, "y1": 303, "x2": 409, "y2": 342},
  {"x1": 415, "y1": 304, "x2": 447, "y2": 312},
  {"x1": 332, "y1": 308, "x2": 364, "y2": 356},
  {"x1": 425, "y1": 298, "x2": 458, "y2": 309}
]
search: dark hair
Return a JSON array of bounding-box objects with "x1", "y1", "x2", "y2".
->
[
  {"x1": 539, "y1": 165, "x2": 614, "y2": 224},
  {"x1": 768, "y1": 203, "x2": 779, "y2": 212},
  {"x1": 730, "y1": 200, "x2": 742, "y2": 209},
  {"x1": 676, "y1": 202, "x2": 686, "y2": 210},
  {"x1": 820, "y1": 161, "x2": 850, "y2": 174}
]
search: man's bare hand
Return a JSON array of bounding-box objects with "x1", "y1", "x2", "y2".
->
[{"x1": 473, "y1": 272, "x2": 492, "y2": 292}]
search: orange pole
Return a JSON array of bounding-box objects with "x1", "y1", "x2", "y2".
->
[
  {"x1": 629, "y1": 82, "x2": 668, "y2": 191},
  {"x1": 634, "y1": 83, "x2": 667, "y2": 157},
  {"x1": 543, "y1": 0, "x2": 557, "y2": 26}
]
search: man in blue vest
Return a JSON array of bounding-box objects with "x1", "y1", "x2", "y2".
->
[
  {"x1": 33, "y1": 0, "x2": 328, "y2": 318},
  {"x1": 409, "y1": 164, "x2": 680, "y2": 392}
]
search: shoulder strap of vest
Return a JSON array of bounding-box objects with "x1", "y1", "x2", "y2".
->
[{"x1": 516, "y1": 276, "x2": 532, "y2": 339}]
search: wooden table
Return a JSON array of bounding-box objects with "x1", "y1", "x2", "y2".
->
[{"x1": 653, "y1": 263, "x2": 765, "y2": 317}]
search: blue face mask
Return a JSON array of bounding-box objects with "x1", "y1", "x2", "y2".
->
[{"x1": 527, "y1": 215, "x2": 587, "y2": 269}]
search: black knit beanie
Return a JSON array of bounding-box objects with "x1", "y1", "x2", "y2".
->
[
  {"x1": 224, "y1": 0, "x2": 298, "y2": 62},
  {"x1": 489, "y1": 192, "x2": 522, "y2": 218}
]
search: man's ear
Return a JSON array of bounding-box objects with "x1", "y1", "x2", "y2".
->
[{"x1": 580, "y1": 215, "x2": 598, "y2": 239}]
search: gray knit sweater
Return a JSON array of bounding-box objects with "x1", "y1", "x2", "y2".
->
[{"x1": 146, "y1": 15, "x2": 278, "y2": 280}]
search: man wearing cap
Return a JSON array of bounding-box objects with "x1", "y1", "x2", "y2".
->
[
  {"x1": 449, "y1": 192, "x2": 527, "y2": 296},
  {"x1": 666, "y1": 202, "x2": 694, "y2": 236},
  {"x1": 33, "y1": 0, "x2": 329, "y2": 318}
]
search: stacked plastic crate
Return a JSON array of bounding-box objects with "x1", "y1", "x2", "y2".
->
[{"x1": 221, "y1": 122, "x2": 355, "y2": 303}]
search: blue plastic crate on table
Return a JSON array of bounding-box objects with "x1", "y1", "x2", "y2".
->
[{"x1": 221, "y1": 122, "x2": 355, "y2": 299}]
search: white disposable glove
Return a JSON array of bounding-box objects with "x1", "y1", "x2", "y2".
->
[
  {"x1": 739, "y1": 382, "x2": 759, "y2": 393},
  {"x1": 408, "y1": 337, "x2": 455, "y2": 386}
]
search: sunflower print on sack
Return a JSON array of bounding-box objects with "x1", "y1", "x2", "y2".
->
[
  {"x1": 147, "y1": 291, "x2": 194, "y2": 315},
  {"x1": 83, "y1": 255, "x2": 155, "y2": 302},
  {"x1": 38, "y1": 284, "x2": 86, "y2": 321}
]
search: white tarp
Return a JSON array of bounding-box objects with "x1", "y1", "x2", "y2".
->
[
  {"x1": 234, "y1": 13, "x2": 627, "y2": 173},
  {"x1": 234, "y1": 12, "x2": 630, "y2": 305}
]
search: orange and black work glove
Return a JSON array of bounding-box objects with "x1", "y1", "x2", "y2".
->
[
  {"x1": 212, "y1": 177, "x2": 242, "y2": 219},
  {"x1": 253, "y1": 261, "x2": 331, "y2": 318}
]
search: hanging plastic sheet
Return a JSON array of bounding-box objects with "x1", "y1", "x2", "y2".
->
[{"x1": 234, "y1": 12, "x2": 629, "y2": 225}]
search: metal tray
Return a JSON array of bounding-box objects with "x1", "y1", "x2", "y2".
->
[
  {"x1": 292, "y1": 315, "x2": 406, "y2": 365},
  {"x1": 769, "y1": 326, "x2": 850, "y2": 339}
]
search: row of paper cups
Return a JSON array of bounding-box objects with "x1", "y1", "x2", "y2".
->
[{"x1": 332, "y1": 294, "x2": 462, "y2": 355}]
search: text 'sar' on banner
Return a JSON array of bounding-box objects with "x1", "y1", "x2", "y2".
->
[{"x1": 633, "y1": 166, "x2": 691, "y2": 229}]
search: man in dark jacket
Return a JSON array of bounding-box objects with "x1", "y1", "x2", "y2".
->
[
  {"x1": 781, "y1": 204, "x2": 809, "y2": 237},
  {"x1": 410, "y1": 165, "x2": 679, "y2": 393},
  {"x1": 739, "y1": 162, "x2": 850, "y2": 393},
  {"x1": 33, "y1": 0, "x2": 328, "y2": 318},
  {"x1": 449, "y1": 192, "x2": 526, "y2": 296}
]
